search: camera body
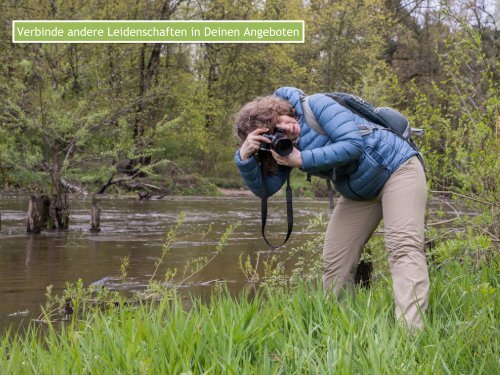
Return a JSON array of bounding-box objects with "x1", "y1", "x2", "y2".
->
[{"x1": 259, "y1": 129, "x2": 294, "y2": 157}]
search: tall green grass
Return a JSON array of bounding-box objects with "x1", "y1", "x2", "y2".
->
[{"x1": 1, "y1": 246, "x2": 497, "y2": 374}]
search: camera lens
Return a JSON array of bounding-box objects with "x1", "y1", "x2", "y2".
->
[{"x1": 274, "y1": 138, "x2": 293, "y2": 156}]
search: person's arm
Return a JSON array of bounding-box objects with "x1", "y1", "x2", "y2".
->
[
  {"x1": 300, "y1": 93, "x2": 364, "y2": 172},
  {"x1": 274, "y1": 88, "x2": 364, "y2": 173},
  {"x1": 235, "y1": 149, "x2": 291, "y2": 198}
]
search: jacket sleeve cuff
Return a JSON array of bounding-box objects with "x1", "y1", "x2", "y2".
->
[
  {"x1": 235, "y1": 149, "x2": 259, "y2": 172},
  {"x1": 300, "y1": 150, "x2": 315, "y2": 171}
]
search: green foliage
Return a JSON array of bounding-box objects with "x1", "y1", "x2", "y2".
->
[
  {"x1": 306, "y1": 0, "x2": 394, "y2": 92},
  {"x1": 149, "y1": 212, "x2": 186, "y2": 283},
  {"x1": 429, "y1": 231, "x2": 494, "y2": 267},
  {"x1": 407, "y1": 25, "x2": 499, "y2": 200},
  {"x1": 238, "y1": 212, "x2": 328, "y2": 288},
  {"x1": 400, "y1": 4, "x2": 499, "y2": 202}
]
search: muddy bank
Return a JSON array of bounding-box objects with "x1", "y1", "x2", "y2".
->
[{"x1": 217, "y1": 188, "x2": 254, "y2": 197}]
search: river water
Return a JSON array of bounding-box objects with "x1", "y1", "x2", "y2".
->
[{"x1": 0, "y1": 194, "x2": 331, "y2": 329}]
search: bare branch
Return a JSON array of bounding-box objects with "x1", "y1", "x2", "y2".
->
[{"x1": 430, "y1": 190, "x2": 499, "y2": 206}]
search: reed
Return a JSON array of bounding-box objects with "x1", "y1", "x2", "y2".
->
[{"x1": 1, "y1": 247, "x2": 497, "y2": 374}]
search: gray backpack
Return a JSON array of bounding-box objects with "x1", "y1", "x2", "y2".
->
[{"x1": 300, "y1": 92, "x2": 424, "y2": 140}]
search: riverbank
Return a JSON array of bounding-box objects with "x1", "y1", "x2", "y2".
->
[
  {"x1": 1, "y1": 234, "x2": 497, "y2": 374},
  {"x1": 0, "y1": 168, "x2": 327, "y2": 199},
  {"x1": 217, "y1": 187, "x2": 254, "y2": 197}
]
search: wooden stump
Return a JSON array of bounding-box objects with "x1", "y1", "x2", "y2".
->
[
  {"x1": 40, "y1": 195, "x2": 52, "y2": 229},
  {"x1": 59, "y1": 205, "x2": 69, "y2": 229},
  {"x1": 27, "y1": 196, "x2": 42, "y2": 233},
  {"x1": 27, "y1": 194, "x2": 69, "y2": 233},
  {"x1": 90, "y1": 195, "x2": 101, "y2": 233},
  {"x1": 27, "y1": 195, "x2": 53, "y2": 233},
  {"x1": 51, "y1": 194, "x2": 69, "y2": 229}
]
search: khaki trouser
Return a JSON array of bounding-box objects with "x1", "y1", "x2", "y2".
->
[{"x1": 323, "y1": 156, "x2": 429, "y2": 329}]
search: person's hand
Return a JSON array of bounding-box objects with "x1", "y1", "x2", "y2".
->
[
  {"x1": 239, "y1": 128, "x2": 270, "y2": 161},
  {"x1": 271, "y1": 147, "x2": 302, "y2": 168}
]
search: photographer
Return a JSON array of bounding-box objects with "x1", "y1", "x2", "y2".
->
[{"x1": 234, "y1": 87, "x2": 429, "y2": 330}]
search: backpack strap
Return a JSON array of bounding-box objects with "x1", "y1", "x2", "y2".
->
[
  {"x1": 300, "y1": 95, "x2": 374, "y2": 136},
  {"x1": 301, "y1": 95, "x2": 326, "y2": 135},
  {"x1": 326, "y1": 178, "x2": 335, "y2": 210}
]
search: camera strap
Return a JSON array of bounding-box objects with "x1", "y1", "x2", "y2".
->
[{"x1": 261, "y1": 170, "x2": 293, "y2": 249}]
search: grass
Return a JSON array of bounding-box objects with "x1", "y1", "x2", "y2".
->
[{"x1": 0, "y1": 246, "x2": 498, "y2": 374}]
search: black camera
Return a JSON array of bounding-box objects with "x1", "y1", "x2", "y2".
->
[{"x1": 259, "y1": 129, "x2": 294, "y2": 157}]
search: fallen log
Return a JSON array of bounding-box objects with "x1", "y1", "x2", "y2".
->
[{"x1": 61, "y1": 178, "x2": 88, "y2": 196}]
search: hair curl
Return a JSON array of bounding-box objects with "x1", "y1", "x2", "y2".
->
[{"x1": 234, "y1": 96, "x2": 295, "y2": 173}]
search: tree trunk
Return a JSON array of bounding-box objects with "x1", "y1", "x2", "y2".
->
[
  {"x1": 90, "y1": 195, "x2": 101, "y2": 233},
  {"x1": 58, "y1": 194, "x2": 69, "y2": 229},
  {"x1": 131, "y1": 0, "x2": 186, "y2": 171},
  {"x1": 49, "y1": 196, "x2": 58, "y2": 230},
  {"x1": 205, "y1": 44, "x2": 220, "y2": 130}
]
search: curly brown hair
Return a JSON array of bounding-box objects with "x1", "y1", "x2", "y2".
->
[{"x1": 234, "y1": 96, "x2": 295, "y2": 173}]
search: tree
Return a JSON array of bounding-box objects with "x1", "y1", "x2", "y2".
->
[{"x1": 0, "y1": 0, "x2": 192, "y2": 226}]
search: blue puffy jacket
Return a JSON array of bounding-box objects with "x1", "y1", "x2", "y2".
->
[{"x1": 235, "y1": 87, "x2": 419, "y2": 200}]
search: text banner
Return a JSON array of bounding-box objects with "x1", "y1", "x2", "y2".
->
[{"x1": 13, "y1": 20, "x2": 304, "y2": 43}]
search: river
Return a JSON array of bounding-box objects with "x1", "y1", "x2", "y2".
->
[{"x1": 0, "y1": 193, "x2": 331, "y2": 329}]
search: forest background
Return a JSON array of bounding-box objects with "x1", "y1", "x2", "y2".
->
[{"x1": 0, "y1": 0, "x2": 498, "y2": 213}]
